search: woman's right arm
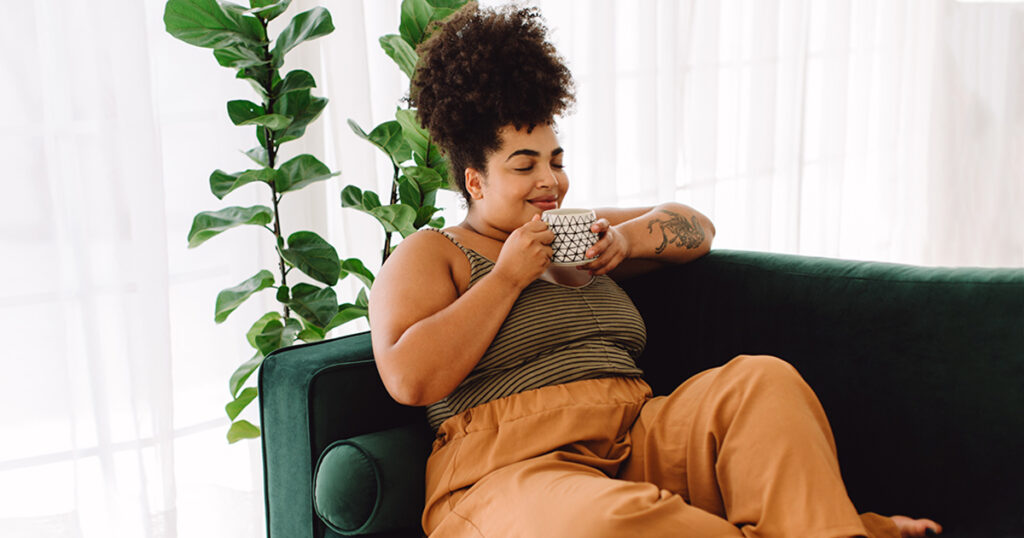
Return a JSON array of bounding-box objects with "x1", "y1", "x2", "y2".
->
[{"x1": 369, "y1": 217, "x2": 553, "y2": 406}]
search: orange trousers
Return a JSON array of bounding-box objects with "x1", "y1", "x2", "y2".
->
[{"x1": 423, "y1": 355, "x2": 900, "y2": 538}]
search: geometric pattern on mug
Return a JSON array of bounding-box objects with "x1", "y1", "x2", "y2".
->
[{"x1": 549, "y1": 214, "x2": 599, "y2": 263}]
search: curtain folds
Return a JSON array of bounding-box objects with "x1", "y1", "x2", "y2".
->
[
  {"x1": 0, "y1": 1, "x2": 1020, "y2": 537},
  {"x1": 521, "y1": 0, "x2": 1023, "y2": 267}
]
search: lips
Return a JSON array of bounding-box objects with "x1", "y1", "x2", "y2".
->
[{"x1": 529, "y1": 196, "x2": 558, "y2": 211}]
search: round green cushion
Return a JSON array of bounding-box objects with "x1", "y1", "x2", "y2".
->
[{"x1": 313, "y1": 423, "x2": 431, "y2": 535}]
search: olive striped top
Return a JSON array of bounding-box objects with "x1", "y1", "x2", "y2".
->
[{"x1": 425, "y1": 230, "x2": 647, "y2": 431}]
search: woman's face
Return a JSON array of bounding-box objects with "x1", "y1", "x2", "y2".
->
[{"x1": 467, "y1": 123, "x2": 569, "y2": 234}]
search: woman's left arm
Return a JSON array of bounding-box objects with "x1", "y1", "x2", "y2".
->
[{"x1": 585, "y1": 203, "x2": 715, "y2": 279}]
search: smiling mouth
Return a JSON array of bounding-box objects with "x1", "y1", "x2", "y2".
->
[{"x1": 529, "y1": 198, "x2": 559, "y2": 210}]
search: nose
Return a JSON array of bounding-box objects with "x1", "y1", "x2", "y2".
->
[{"x1": 538, "y1": 165, "x2": 559, "y2": 189}]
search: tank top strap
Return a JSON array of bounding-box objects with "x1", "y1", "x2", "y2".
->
[{"x1": 428, "y1": 228, "x2": 494, "y2": 286}]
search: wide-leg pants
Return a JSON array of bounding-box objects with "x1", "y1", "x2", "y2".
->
[{"x1": 423, "y1": 355, "x2": 900, "y2": 538}]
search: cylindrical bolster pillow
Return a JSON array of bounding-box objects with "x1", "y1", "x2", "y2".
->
[{"x1": 313, "y1": 423, "x2": 431, "y2": 535}]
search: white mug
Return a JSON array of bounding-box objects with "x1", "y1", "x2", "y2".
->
[{"x1": 541, "y1": 208, "x2": 598, "y2": 265}]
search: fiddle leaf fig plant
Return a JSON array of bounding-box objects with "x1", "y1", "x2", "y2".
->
[
  {"x1": 344, "y1": 0, "x2": 466, "y2": 265},
  {"x1": 165, "y1": 0, "x2": 342, "y2": 443},
  {"x1": 164, "y1": 0, "x2": 465, "y2": 444}
]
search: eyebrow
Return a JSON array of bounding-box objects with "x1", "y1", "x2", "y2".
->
[{"x1": 505, "y1": 147, "x2": 565, "y2": 161}]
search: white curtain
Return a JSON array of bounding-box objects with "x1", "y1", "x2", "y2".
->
[
  {"x1": 1, "y1": 0, "x2": 1020, "y2": 537},
  {"x1": 515, "y1": 0, "x2": 1023, "y2": 267}
]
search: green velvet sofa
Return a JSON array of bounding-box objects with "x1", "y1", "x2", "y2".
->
[{"x1": 259, "y1": 249, "x2": 1024, "y2": 538}]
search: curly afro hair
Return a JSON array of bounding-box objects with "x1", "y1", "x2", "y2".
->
[{"x1": 411, "y1": 2, "x2": 575, "y2": 205}]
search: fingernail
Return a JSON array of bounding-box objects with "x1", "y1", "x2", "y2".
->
[{"x1": 925, "y1": 529, "x2": 937, "y2": 536}]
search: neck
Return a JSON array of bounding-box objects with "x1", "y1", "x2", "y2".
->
[{"x1": 461, "y1": 213, "x2": 510, "y2": 242}]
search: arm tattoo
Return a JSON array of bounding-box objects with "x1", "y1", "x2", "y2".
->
[{"x1": 646, "y1": 210, "x2": 706, "y2": 254}]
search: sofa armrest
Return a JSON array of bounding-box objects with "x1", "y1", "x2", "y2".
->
[{"x1": 259, "y1": 331, "x2": 429, "y2": 538}]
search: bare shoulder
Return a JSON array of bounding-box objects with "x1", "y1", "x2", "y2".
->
[
  {"x1": 369, "y1": 229, "x2": 468, "y2": 348},
  {"x1": 374, "y1": 228, "x2": 462, "y2": 285}
]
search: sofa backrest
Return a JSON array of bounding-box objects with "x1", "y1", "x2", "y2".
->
[{"x1": 622, "y1": 250, "x2": 1024, "y2": 535}]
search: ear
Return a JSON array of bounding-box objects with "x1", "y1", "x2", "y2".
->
[{"x1": 465, "y1": 168, "x2": 485, "y2": 200}]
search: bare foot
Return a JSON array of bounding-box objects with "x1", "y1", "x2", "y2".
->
[{"x1": 891, "y1": 515, "x2": 942, "y2": 537}]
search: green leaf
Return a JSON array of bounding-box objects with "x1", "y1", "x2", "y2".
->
[
  {"x1": 240, "y1": 113, "x2": 292, "y2": 130},
  {"x1": 225, "y1": 387, "x2": 258, "y2": 420},
  {"x1": 339, "y1": 258, "x2": 375, "y2": 289},
  {"x1": 227, "y1": 419, "x2": 261, "y2": 443},
  {"x1": 297, "y1": 328, "x2": 323, "y2": 342},
  {"x1": 213, "y1": 43, "x2": 267, "y2": 68},
  {"x1": 276, "y1": 69, "x2": 316, "y2": 95},
  {"x1": 215, "y1": 269, "x2": 275, "y2": 323},
  {"x1": 324, "y1": 303, "x2": 368, "y2": 332},
  {"x1": 209, "y1": 167, "x2": 279, "y2": 199},
  {"x1": 363, "y1": 190, "x2": 382, "y2": 210},
  {"x1": 356, "y1": 288, "x2": 369, "y2": 308},
  {"x1": 221, "y1": 2, "x2": 266, "y2": 40},
  {"x1": 399, "y1": 0, "x2": 431, "y2": 48},
  {"x1": 227, "y1": 99, "x2": 263, "y2": 124},
  {"x1": 297, "y1": 319, "x2": 326, "y2": 342},
  {"x1": 402, "y1": 165, "x2": 447, "y2": 192},
  {"x1": 245, "y1": 312, "x2": 281, "y2": 349},
  {"x1": 370, "y1": 204, "x2": 418, "y2": 238},
  {"x1": 379, "y1": 34, "x2": 418, "y2": 79},
  {"x1": 280, "y1": 231, "x2": 340, "y2": 285},
  {"x1": 257, "y1": 122, "x2": 268, "y2": 148},
  {"x1": 427, "y1": 0, "x2": 467, "y2": 7},
  {"x1": 164, "y1": 0, "x2": 262, "y2": 49},
  {"x1": 253, "y1": 317, "x2": 301, "y2": 356},
  {"x1": 249, "y1": 0, "x2": 291, "y2": 21},
  {"x1": 288, "y1": 283, "x2": 339, "y2": 327},
  {"x1": 428, "y1": 215, "x2": 445, "y2": 228},
  {"x1": 409, "y1": 143, "x2": 449, "y2": 183},
  {"x1": 369, "y1": 120, "x2": 413, "y2": 165},
  {"x1": 340, "y1": 185, "x2": 382, "y2": 211},
  {"x1": 342, "y1": 186, "x2": 413, "y2": 236},
  {"x1": 227, "y1": 98, "x2": 291, "y2": 130},
  {"x1": 238, "y1": 65, "x2": 275, "y2": 100},
  {"x1": 399, "y1": 0, "x2": 455, "y2": 48},
  {"x1": 229, "y1": 352, "x2": 264, "y2": 396},
  {"x1": 275, "y1": 285, "x2": 289, "y2": 303},
  {"x1": 396, "y1": 109, "x2": 438, "y2": 166},
  {"x1": 414, "y1": 205, "x2": 441, "y2": 228},
  {"x1": 243, "y1": 146, "x2": 268, "y2": 167},
  {"x1": 276, "y1": 154, "x2": 339, "y2": 193},
  {"x1": 340, "y1": 185, "x2": 363, "y2": 209},
  {"x1": 272, "y1": 7, "x2": 335, "y2": 65},
  {"x1": 398, "y1": 175, "x2": 422, "y2": 208},
  {"x1": 187, "y1": 205, "x2": 273, "y2": 248},
  {"x1": 274, "y1": 90, "x2": 328, "y2": 144}
]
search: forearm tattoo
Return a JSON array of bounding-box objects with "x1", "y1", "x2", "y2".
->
[{"x1": 646, "y1": 210, "x2": 706, "y2": 254}]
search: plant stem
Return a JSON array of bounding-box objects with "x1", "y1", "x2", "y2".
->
[
  {"x1": 381, "y1": 163, "x2": 400, "y2": 265},
  {"x1": 259, "y1": 16, "x2": 290, "y2": 320}
]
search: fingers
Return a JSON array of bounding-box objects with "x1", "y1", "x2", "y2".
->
[
  {"x1": 579, "y1": 223, "x2": 627, "y2": 275},
  {"x1": 522, "y1": 216, "x2": 554, "y2": 244},
  {"x1": 579, "y1": 239, "x2": 625, "y2": 275},
  {"x1": 891, "y1": 515, "x2": 942, "y2": 537}
]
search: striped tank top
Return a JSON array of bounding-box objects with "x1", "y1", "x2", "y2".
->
[{"x1": 425, "y1": 230, "x2": 647, "y2": 431}]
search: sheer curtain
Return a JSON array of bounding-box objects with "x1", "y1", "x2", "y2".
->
[
  {"x1": 1, "y1": 0, "x2": 267, "y2": 536},
  {"x1": 1, "y1": 0, "x2": 1020, "y2": 537},
  {"x1": 519, "y1": 0, "x2": 1023, "y2": 267}
]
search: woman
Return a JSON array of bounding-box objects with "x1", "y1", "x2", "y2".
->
[{"x1": 369, "y1": 3, "x2": 941, "y2": 537}]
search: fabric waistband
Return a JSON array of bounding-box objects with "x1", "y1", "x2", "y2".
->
[{"x1": 433, "y1": 376, "x2": 653, "y2": 448}]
